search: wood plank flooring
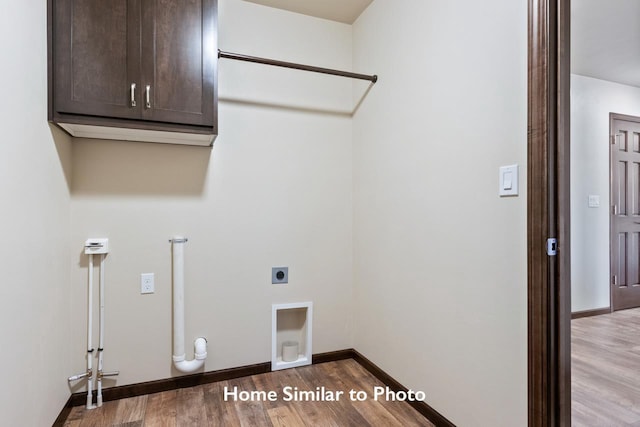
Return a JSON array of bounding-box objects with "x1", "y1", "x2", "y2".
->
[
  {"x1": 62, "y1": 359, "x2": 433, "y2": 427},
  {"x1": 572, "y1": 308, "x2": 640, "y2": 426}
]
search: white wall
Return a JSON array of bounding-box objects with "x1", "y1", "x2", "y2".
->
[
  {"x1": 352, "y1": 1, "x2": 528, "y2": 425},
  {"x1": 570, "y1": 74, "x2": 640, "y2": 312},
  {"x1": 69, "y1": 0, "x2": 354, "y2": 387},
  {"x1": 0, "y1": 2, "x2": 73, "y2": 425}
]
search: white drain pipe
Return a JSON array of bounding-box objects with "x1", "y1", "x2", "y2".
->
[{"x1": 171, "y1": 237, "x2": 207, "y2": 373}]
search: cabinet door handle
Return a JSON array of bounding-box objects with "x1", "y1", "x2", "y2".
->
[
  {"x1": 130, "y1": 83, "x2": 137, "y2": 107},
  {"x1": 145, "y1": 85, "x2": 151, "y2": 109}
]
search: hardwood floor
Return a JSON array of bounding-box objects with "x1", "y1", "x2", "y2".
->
[
  {"x1": 572, "y1": 308, "x2": 640, "y2": 426},
  {"x1": 62, "y1": 359, "x2": 433, "y2": 426}
]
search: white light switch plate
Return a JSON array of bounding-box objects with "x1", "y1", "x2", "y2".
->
[{"x1": 499, "y1": 164, "x2": 519, "y2": 197}]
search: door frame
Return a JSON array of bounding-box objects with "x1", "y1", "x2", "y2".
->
[{"x1": 528, "y1": 0, "x2": 571, "y2": 425}]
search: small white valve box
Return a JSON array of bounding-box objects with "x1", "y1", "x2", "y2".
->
[{"x1": 84, "y1": 238, "x2": 109, "y2": 255}]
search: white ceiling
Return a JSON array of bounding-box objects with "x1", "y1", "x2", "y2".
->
[
  {"x1": 242, "y1": 0, "x2": 373, "y2": 24},
  {"x1": 572, "y1": 0, "x2": 640, "y2": 88}
]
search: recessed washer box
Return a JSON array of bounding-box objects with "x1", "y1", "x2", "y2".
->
[{"x1": 272, "y1": 302, "x2": 312, "y2": 371}]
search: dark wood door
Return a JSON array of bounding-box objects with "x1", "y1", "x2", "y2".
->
[
  {"x1": 611, "y1": 114, "x2": 640, "y2": 310},
  {"x1": 140, "y1": 0, "x2": 216, "y2": 126},
  {"x1": 54, "y1": 0, "x2": 141, "y2": 119}
]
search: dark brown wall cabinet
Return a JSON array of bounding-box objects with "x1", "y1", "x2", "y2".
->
[{"x1": 48, "y1": 0, "x2": 218, "y2": 146}]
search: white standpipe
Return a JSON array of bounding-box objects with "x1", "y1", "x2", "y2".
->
[{"x1": 171, "y1": 237, "x2": 207, "y2": 373}]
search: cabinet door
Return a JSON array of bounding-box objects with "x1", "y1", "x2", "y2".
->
[
  {"x1": 140, "y1": 0, "x2": 216, "y2": 127},
  {"x1": 54, "y1": 0, "x2": 142, "y2": 119}
]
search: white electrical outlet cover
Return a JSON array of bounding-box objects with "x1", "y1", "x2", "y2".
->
[{"x1": 141, "y1": 273, "x2": 154, "y2": 294}]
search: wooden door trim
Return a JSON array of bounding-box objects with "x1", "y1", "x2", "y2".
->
[{"x1": 528, "y1": 0, "x2": 571, "y2": 425}]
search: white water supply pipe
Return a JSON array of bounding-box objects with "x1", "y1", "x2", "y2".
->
[
  {"x1": 67, "y1": 252, "x2": 96, "y2": 409},
  {"x1": 171, "y1": 237, "x2": 207, "y2": 373},
  {"x1": 86, "y1": 254, "x2": 95, "y2": 409},
  {"x1": 68, "y1": 239, "x2": 117, "y2": 410},
  {"x1": 97, "y1": 254, "x2": 104, "y2": 406},
  {"x1": 96, "y1": 254, "x2": 119, "y2": 406}
]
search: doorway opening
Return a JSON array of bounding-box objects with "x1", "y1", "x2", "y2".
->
[{"x1": 529, "y1": 0, "x2": 640, "y2": 425}]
